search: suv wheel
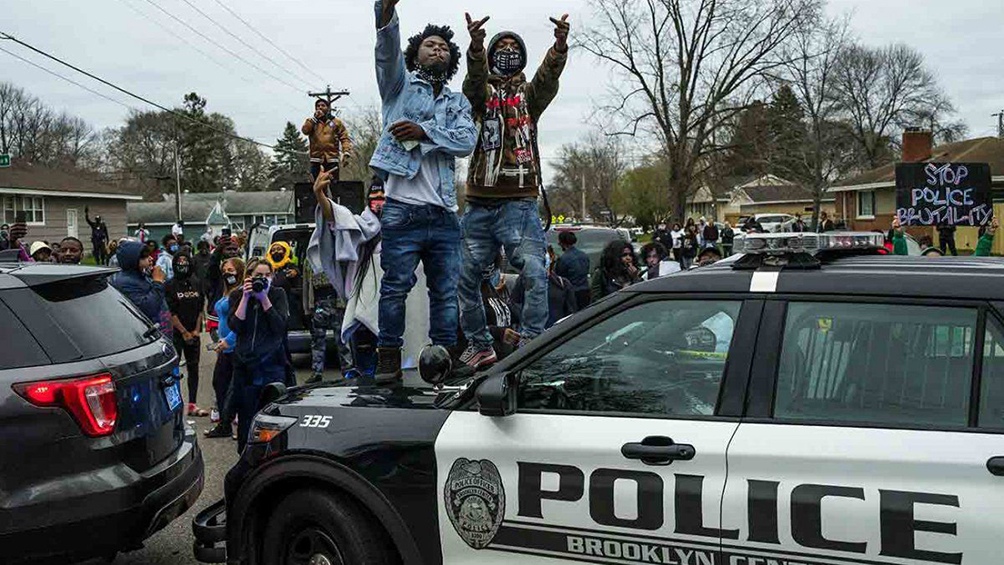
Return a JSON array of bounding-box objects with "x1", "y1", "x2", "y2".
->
[{"x1": 262, "y1": 489, "x2": 398, "y2": 565}]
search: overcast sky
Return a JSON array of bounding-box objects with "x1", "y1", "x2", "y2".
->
[{"x1": 3, "y1": 0, "x2": 1002, "y2": 175}]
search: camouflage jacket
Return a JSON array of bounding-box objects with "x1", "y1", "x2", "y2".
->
[{"x1": 463, "y1": 45, "x2": 567, "y2": 199}]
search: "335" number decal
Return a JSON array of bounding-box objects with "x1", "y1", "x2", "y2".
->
[{"x1": 300, "y1": 415, "x2": 332, "y2": 428}]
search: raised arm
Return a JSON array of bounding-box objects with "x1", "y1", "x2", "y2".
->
[
  {"x1": 375, "y1": 0, "x2": 406, "y2": 102},
  {"x1": 462, "y1": 13, "x2": 491, "y2": 114},
  {"x1": 526, "y1": 15, "x2": 570, "y2": 122},
  {"x1": 313, "y1": 169, "x2": 335, "y2": 223},
  {"x1": 84, "y1": 206, "x2": 97, "y2": 229}
]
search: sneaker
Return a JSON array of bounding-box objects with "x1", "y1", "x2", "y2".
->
[
  {"x1": 459, "y1": 343, "x2": 498, "y2": 369},
  {"x1": 203, "y1": 423, "x2": 230, "y2": 438},
  {"x1": 375, "y1": 347, "x2": 403, "y2": 384}
]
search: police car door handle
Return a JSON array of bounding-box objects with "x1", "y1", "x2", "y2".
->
[
  {"x1": 987, "y1": 457, "x2": 1004, "y2": 476},
  {"x1": 621, "y1": 437, "x2": 695, "y2": 466}
]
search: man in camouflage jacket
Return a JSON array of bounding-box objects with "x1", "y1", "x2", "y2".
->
[{"x1": 457, "y1": 12, "x2": 569, "y2": 370}]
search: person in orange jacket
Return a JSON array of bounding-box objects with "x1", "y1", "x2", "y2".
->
[{"x1": 302, "y1": 98, "x2": 354, "y2": 181}]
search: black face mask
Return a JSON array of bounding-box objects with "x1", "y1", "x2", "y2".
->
[
  {"x1": 271, "y1": 252, "x2": 286, "y2": 262},
  {"x1": 224, "y1": 274, "x2": 238, "y2": 287},
  {"x1": 492, "y1": 46, "x2": 525, "y2": 76},
  {"x1": 175, "y1": 264, "x2": 191, "y2": 277}
]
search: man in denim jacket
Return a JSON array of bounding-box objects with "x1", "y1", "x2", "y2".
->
[{"x1": 371, "y1": 0, "x2": 478, "y2": 383}]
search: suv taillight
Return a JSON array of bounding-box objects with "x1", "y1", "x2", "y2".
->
[{"x1": 13, "y1": 373, "x2": 118, "y2": 437}]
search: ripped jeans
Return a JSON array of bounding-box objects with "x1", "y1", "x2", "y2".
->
[{"x1": 459, "y1": 200, "x2": 547, "y2": 346}]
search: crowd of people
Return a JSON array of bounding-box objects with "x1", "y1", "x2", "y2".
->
[{"x1": 3, "y1": 0, "x2": 1001, "y2": 452}]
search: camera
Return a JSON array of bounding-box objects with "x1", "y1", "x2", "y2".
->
[{"x1": 251, "y1": 275, "x2": 268, "y2": 294}]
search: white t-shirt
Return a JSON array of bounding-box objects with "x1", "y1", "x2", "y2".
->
[
  {"x1": 171, "y1": 223, "x2": 184, "y2": 238},
  {"x1": 385, "y1": 151, "x2": 456, "y2": 211}
]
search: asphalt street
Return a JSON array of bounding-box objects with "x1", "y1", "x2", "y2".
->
[{"x1": 99, "y1": 337, "x2": 342, "y2": 565}]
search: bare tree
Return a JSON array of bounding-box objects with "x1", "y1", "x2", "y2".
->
[
  {"x1": 550, "y1": 133, "x2": 629, "y2": 224},
  {"x1": 342, "y1": 106, "x2": 383, "y2": 185},
  {"x1": 774, "y1": 13, "x2": 861, "y2": 224},
  {"x1": 580, "y1": 0, "x2": 818, "y2": 221},
  {"x1": 833, "y1": 43, "x2": 962, "y2": 168}
]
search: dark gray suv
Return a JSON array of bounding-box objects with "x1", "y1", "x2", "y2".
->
[{"x1": 0, "y1": 261, "x2": 204, "y2": 564}]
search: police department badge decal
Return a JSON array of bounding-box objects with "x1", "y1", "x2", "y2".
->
[{"x1": 444, "y1": 458, "x2": 506, "y2": 549}]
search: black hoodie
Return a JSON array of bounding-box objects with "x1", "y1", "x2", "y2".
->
[{"x1": 165, "y1": 252, "x2": 204, "y2": 332}]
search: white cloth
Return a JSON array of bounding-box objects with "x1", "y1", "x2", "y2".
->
[
  {"x1": 306, "y1": 198, "x2": 429, "y2": 369},
  {"x1": 670, "y1": 229, "x2": 684, "y2": 249},
  {"x1": 385, "y1": 152, "x2": 456, "y2": 211},
  {"x1": 171, "y1": 223, "x2": 184, "y2": 237},
  {"x1": 134, "y1": 228, "x2": 149, "y2": 243},
  {"x1": 658, "y1": 261, "x2": 681, "y2": 276}
]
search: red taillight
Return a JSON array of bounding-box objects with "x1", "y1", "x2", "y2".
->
[{"x1": 14, "y1": 373, "x2": 118, "y2": 437}]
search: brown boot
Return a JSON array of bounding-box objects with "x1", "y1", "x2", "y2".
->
[{"x1": 375, "y1": 347, "x2": 403, "y2": 384}]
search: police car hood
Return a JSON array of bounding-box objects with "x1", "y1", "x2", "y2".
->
[{"x1": 272, "y1": 371, "x2": 444, "y2": 411}]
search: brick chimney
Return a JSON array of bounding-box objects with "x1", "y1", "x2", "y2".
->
[{"x1": 902, "y1": 127, "x2": 933, "y2": 163}]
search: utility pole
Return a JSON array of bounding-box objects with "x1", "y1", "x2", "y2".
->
[
  {"x1": 308, "y1": 85, "x2": 350, "y2": 109},
  {"x1": 994, "y1": 111, "x2": 1004, "y2": 138},
  {"x1": 581, "y1": 173, "x2": 587, "y2": 221},
  {"x1": 174, "y1": 140, "x2": 182, "y2": 223}
]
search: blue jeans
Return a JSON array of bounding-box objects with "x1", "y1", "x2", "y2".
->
[
  {"x1": 460, "y1": 200, "x2": 547, "y2": 346},
  {"x1": 378, "y1": 200, "x2": 461, "y2": 348}
]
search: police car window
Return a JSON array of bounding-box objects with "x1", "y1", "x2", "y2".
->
[
  {"x1": 517, "y1": 300, "x2": 740, "y2": 417},
  {"x1": 979, "y1": 318, "x2": 1004, "y2": 429},
  {"x1": 775, "y1": 302, "x2": 976, "y2": 428}
]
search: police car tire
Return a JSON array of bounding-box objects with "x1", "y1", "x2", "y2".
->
[{"x1": 261, "y1": 488, "x2": 399, "y2": 565}]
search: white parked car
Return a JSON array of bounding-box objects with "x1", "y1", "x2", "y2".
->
[{"x1": 737, "y1": 213, "x2": 796, "y2": 233}]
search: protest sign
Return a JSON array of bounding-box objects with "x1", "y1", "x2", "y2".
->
[{"x1": 895, "y1": 162, "x2": 992, "y2": 226}]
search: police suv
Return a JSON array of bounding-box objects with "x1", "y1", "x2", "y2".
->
[{"x1": 194, "y1": 232, "x2": 1004, "y2": 565}]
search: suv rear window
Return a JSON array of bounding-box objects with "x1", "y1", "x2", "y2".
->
[
  {"x1": 0, "y1": 299, "x2": 49, "y2": 369},
  {"x1": 14, "y1": 277, "x2": 156, "y2": 363}
]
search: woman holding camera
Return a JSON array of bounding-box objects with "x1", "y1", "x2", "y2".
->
[{"x1": 228, "y1": 258, "x2": 290, "y2": 451}]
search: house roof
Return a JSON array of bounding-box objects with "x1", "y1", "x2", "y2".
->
[
  {"x1": 0, "y1": 161, "x2": 142, "y2": 200},
  {"x1": 127, "y1": 191, "x2": 294, "y2": 225},
  {"x1": 741, "y1": 184, "x2": 818, "y2": 203},
  {"x1": 833, "y1": 137, "x2": 1004, "y2": 191}
]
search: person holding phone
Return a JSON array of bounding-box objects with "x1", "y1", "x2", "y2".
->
[
  {"x1": 228, "y1": 259, "x2": 290, "y2": 451},
  {"x1": 302, "y1": 99, "x2": 354, "y2": 181},
  {"x1": 112, "y1": 240, "x2": 172, "y2": 338},
  {"x1": 4, "y1": 212, "x2": 31, "y2": 261}
]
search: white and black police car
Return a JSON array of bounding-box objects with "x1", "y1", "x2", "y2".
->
[{"x1": 194, "y1": 232, "x2": 1004, "y2": 565}]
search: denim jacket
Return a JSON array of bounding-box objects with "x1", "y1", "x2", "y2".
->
[{"x1": 369, "y1": 1, "x2": 477, "y2": 210}]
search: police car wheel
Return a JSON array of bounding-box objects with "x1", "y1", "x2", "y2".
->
[{"x1": 261, "y1": 489, "x2": 398, "y2": 565}]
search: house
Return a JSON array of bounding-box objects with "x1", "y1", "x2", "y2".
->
[
  {"x1": 0, "y1": 161, "x2": 142, "y2": 248},
  {"x1": 727, "y1": 174, "x2": 836, "y2": 223},
  {"x1": 127, "y1": 190, "x2": 295, "y2": 242},
  {"x1": 686, "y1": 184, "x2": 732, "y2": 223},
  {"x1": 831, "y1": 131, "x2": 1004, "y2": 252}
]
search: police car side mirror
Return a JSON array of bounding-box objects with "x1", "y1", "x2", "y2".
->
[
  {"x1": 258, "y1": 382, "x2": 288, "y2": 411},
  {"x1": 476, "y1": 372, "x2": 518, "y2": 417}
]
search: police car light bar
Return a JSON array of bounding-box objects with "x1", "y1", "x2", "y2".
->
[{"x1": 733, "y1": 232, "x2": 885, "y2": 256}]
